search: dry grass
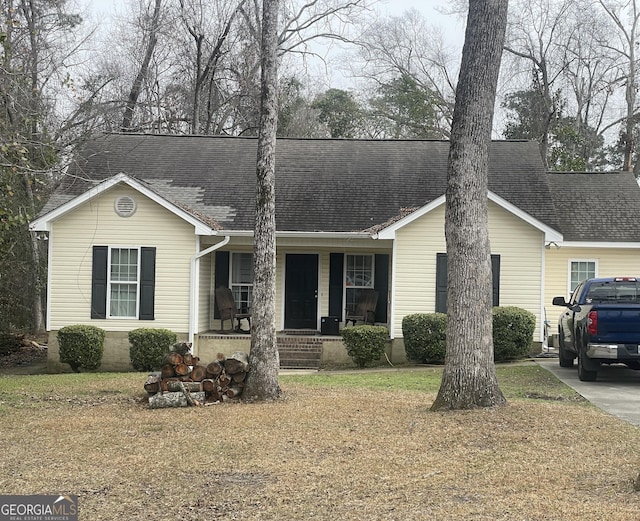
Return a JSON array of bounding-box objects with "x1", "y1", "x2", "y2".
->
[{"x1": 1, "y1": 365, "x2": 639, "y2": 520}]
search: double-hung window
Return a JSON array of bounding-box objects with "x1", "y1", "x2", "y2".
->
[
  {"x1": 109, "y1": 248, "x2": 139, "y2": 318},
  {"x1": 345, "y1": 254, "x2": 374, "y2": 314},
  {"x1": 569, "y1": 260, "x2": 597, "y2": 294},
  {"x1": 231, "y1": 253, "x2": 253, "y2": 313}
]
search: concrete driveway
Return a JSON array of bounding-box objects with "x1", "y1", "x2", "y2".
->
[{"x1": 536, "y1": 357, "x2": 640, "y2": 426}]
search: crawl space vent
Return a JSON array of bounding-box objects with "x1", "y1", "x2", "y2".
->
[{"x1": 114, "y1": 195, "x2": 137, "y2": 217}]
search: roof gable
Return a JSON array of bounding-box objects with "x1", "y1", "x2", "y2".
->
[
  {"x1": 374, "y1": 192, "x2": 563, "y2": 242},
  {"x1": 30, "y1": 173, "x2": 217, "y2": 235}
]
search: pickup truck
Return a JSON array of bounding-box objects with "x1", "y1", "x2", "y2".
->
[{"x1": 552, "y1": 277, "x2": 640, "y2": 381}]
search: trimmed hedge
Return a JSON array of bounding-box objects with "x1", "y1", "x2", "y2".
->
[
  {"x1": 129, "y1": 328, "x2": 177, "y2": 371},
  {"x1": 492, "y1": 306, "x2": 536, "y2": 361},
  {"x1": 341, "y1": 325, "x2": 389, "y2": 368},
  {"x1": 402, "y1": 313, "x2": 447, "y2": 364},
  {"x1": 401, "y1": 307, "x2": 536, "y2": 364},
  {"x1": 58, "y1": 325, "x2": 105, "y2": 372}
]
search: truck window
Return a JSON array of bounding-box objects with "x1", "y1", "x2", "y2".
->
[
  {"x1": 585, "y1": 281, "x2": 640, "y2": 303},
  {"x1": 569, "y1": 281, "x2": 584, "y2": 305}
]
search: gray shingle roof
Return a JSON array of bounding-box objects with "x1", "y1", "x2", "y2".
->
[
  {"x1": 547, "y1": 171, "x2": 640, "y2": 242},
  {"x1": 45, "y1": 133, "x2": 560, "y2": 234}
]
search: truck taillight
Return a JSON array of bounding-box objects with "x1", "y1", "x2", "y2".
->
[{"x1": 587, "y1": 310, "x2": 598, "y2": 336}]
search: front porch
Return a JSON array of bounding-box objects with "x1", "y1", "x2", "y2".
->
[{"x1": 196, "y1": 330, "x2": 347, "y2": 369}]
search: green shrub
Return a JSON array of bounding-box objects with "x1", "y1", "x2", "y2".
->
[
  {"x1": 128, "y1": 328, "x2": 177, "y2": 371},
  {"x1": 341, "y1": 325, "x2": 389, "y2": 368},
  {"x1": 58, "y1": 325, "x2": 105, "y2": 372},
  {"x1": 492, "y1": 306, "x2": 536, "y2": 361},
  {"x1": 402, "y1": 313, "x2": 447, "y2": 364}
]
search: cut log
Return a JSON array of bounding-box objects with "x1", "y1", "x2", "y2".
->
[
  {"x1": 225, "y1": 385, "x2": 242, "y2": 398},
  {"x1": 144, "y1": 375, "x2": 161, "y2": 394},
  {"x1": 174, "y1": 363, "x2": 191, "y2": 376},
  {"x1": 206, "y1": 388, "x2": 221, "y2": 402},
  {"x1": 231, "y1": 371, "x2": 246, "y2": 383},
  {"x1": 224, "y1": 351, "x2": 249, "y2": 374},
  {"x1": 216, "y1": 353, "x2": 226, "y2": 362},
  {"x1": 206, "y1": 361, "x2": 223, "y2": 376},
  {"x1": 161, "y1": 364, "x2": 176, "y2": 379},
  {"x1": 161, "y1": 378, "x2": 180, "y2": 392},
  {"x1": 190, "y1": 364, "x2": 208, "y2": 382},
  {"x1": 218, "y1": 373, "x2": 231, "y2": 387},
  {"x1": 166, "y1": 381, "x2": 203, "y2": 392},
  {"x1": 148, "y1": 391, "x2": 205, "y2": 409},
  {"x1": 201, "y1": 379, "x2": 216, "y2": 392},
  {"x1": 183, "y1": 353, "x2": 197, "y2": 365},
  {"x1": 165, "y1": 352, "x2": 183, "y2": 365}
]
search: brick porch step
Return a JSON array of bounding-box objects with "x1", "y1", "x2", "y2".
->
[{"x1": 277, "y1": 335, "x2": 322, "y2": 370}]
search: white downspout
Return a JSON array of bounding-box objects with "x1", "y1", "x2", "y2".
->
[{"x1": 189, "y1": 236, "x2": 230, "y2": 347}]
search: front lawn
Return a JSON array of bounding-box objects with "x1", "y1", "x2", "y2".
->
[{"x1": 0, "y1": 364, "x2": 638, "y2": 520}]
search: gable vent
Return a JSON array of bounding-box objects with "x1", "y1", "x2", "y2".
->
[{"x1": 114, "y1": 195, "x2": 137, "y2": 217}]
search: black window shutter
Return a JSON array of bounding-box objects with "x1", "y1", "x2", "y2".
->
[
  {"x1": 139, "y1": 247, "x2": 156, "y2": 320},
  {"x1": 435, "y1": 253, "x2": 448, "y2": 313},
  {"x1": 91, "y1": 246, "x2": 108, "y2": 319},
  {"x1": 435, "y1": 253, "x2": 500, "y2": 312},
  {"x1": 374, "y1": 254, "x2": 389, "y2": 322},
  {"x1": 214, "y1": 251, "x2": 230, "y2": 319},
  {"x1": 328, "y1": 253, "x2": 344, "y2": 318},
  {"x1": 491, "y1": 254, "x2": 500, "y2": 307}
]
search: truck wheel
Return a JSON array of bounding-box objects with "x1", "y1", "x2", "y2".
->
[
  {"x1": 577, "y1": 349, "x2": 597, "y2": 382},
  {"x1": 558, "y1": 335, "x2": 574, "y2": 368}
]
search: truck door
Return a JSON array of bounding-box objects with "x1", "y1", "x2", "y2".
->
[{"x1": 562, "y1": 281, "x2": 584, "y2": 348}]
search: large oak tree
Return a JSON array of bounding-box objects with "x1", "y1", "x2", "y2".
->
[
  {"x1": 431, "y1": 0, "x2": 509, "y2": 411},
  {"x1": 243, "y1": 0, "x2": 281, "y2": 401}
]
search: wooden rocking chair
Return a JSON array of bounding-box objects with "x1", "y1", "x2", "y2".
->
[
  {"x1": 215, "y1": 286, "x2": 251, "y2": 332},
  {"x1": 345, "y1": 288, "x2": 379, "y2": 326}
]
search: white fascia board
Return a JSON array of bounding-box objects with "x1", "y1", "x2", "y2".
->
[
  {"x1": 374, "y1": 191, "x2": 563, "y2": 243},
  {"x1": 29, "y1": 173, "x2": 216, "y2": 236},
  {"x1": 560, "y1": 241, "x2": 640, "y2": 249}
]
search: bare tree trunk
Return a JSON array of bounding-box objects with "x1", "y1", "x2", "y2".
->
[
  {"x1": 431, "y1": 0, "x2": 509, "y2": 411},
  {"x1": 122, "y1": 0, "x2": 162, "y2": 132},
  {"x1": 243, "y1": 0, "x2": 281, "y2": 402},
  {"x1": 598, "y1": 0, "x2": 640, "y2": 172}
]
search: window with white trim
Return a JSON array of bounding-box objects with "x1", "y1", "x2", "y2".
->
[
  {"x1": 231, "y1": 253, "x2": 253, "y2": 312},
  {"x1": 569, "y1": 260, "x2": 596, "y2": 293},
  {"x1": 345, "y1": 254, "x2": 374, "y2": 314},
  {"x1": 109, "y1": 247, "x2": 139, "y2": 318}
]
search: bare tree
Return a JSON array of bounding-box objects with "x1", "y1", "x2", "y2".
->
[
  {"x1": 243, "y1": 0, "x2": 281, "y2": 401},
  {"x1": 354, "y1": 8, "x2": 460, "y2": 138},
  {"x1": 431, "y1": 0, "x2": 509, "y2": 411},
  {"x1": 597, "y1": 0, "x2": 640, "y2": 172},
  {"x1": 122, "y1": 0, "x2": 163, "y2": 131},
  {"x1": 0, "y1": 0, "x2": 89, "y2": 333}
]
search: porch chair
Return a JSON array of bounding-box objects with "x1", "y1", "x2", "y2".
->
[
  {"x1": 215, "y1": 286, "x2": 251, "y2": 333},
  {"x1": 345, "y1": 288, "x2": 379, "y2": 326}
]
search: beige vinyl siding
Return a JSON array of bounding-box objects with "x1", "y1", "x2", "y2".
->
[
  {"x1": 393, "y1": 201, "x2": 544, "y2": 339},
  {"x1": 544, "y1": 247, "x2": 640, "y2": 332},
  {"x1": 48, "y1": 185, "x2": 197, "y2": 332}
]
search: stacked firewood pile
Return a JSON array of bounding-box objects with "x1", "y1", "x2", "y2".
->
[{"x1": 144, "y1": 350, "x2": 249, "y2": 408}]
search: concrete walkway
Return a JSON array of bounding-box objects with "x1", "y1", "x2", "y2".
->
[{"x1": 536, "y1": 357, "x2": 640, "y2": 426}]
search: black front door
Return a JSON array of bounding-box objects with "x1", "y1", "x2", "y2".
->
[{"x1": 285, "y1": 254, "x2": 318, "y2": 329}]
